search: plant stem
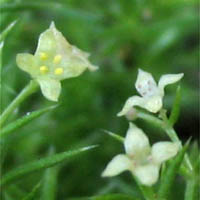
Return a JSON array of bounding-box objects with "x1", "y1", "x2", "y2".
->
[
  {"x1": 0, "y1": 80, "x2": 39, "y2": 127},
  {"x1": 184, "y1": 178, "x2": 198, "y2": 200},
  {"x1": 134, "y1": 179, "x2": 156, "y2": 200},
  {"x1": 137, "y1": 111, "x2": 165, "y2": 129}
]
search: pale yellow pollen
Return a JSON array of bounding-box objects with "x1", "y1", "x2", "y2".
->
[
  {"x1": 40, "y1": 66, "x2": 49, "y2": 74},
  {"x1": 54, "y1": 67, "x2": 64, "y2": 75},
  {"x1": 53, "y1": 55, "x2": 62, "y2": 64},
  {"x1": 40, "y1": 52, "x2": 48, "y2": 60}
]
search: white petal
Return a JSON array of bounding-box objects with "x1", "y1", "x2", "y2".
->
[
  {"x1": 37, "y1": 78, "x2": 61, "y2": 101},
  {"x1": 124, "y1": 123, "x2": 150, "y2": 159},
  {"x1": 158, "y1": 73, "x2": 184, "y2": 95},
  {"x1": 101, "y1": 154, "x2": 132, "y2": 177},
  {"x1": 133, "y1": 163, "x2": 160, "y2": 186},
  {"x1": 16, "y1": 53, "x2": 37, "y2": 77},
  {"x1": 151, "y1": 142, "x2": 180, "y2": 165},
  {"x1": 117, "y1": 96, "x2": 145, "y2": 117},
  {"x1": 35, "y1": 22, "x2": 71, "y2": 56},
  {"x1": 144, "y1": 95, "x2": 163, "y2": 113},
  {"x1": 135, "y1": 69, "x2": 159, "y2": 98}
]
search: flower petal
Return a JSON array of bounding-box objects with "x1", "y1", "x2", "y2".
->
[
  {"x1": 135, "y1": 69, "x2": 159, "y2": 98},
  {"x1": 16, "y1": 53, "x2": 37, "y2": 77},
  {"x1": 35, "y1": 22, "x2": 98, "y2": 80},
  {"x1": 124, "y1": 123, "x2": 150, "y2": 159},
  {"x1": 101, "y1": 154, "x2": 132, "y2": 177},
  {"x1": 37, "y1": 78, "x2": 61, "y2": 101},
  {"x1": 117, "y1": 96, "x2": 145, "y2": 117},
  {"x1": 133, "y1": 163, "x2": 160, "y2": 186},
  {"x1": 35, "y1": 22, "x2": 71, "y2": 56},
  {"x1": 151, "y1": 142, "x2": 180, "y2": 165},
  {"x1": 158, "y1": 73, "x2": 184, "y2": 95},
  {"x1": 144, "y1": 95, "x2": 163, "y2": 113},
  {"x1": 70, "y1": 45, "x2": 99, "y2": 72}
]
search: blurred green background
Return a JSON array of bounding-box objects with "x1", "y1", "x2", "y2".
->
[{"x1": 1, "y1": 0, "x2": 199, "y2": 199}]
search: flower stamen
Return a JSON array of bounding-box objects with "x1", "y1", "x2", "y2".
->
[
  {"x1": 40, "y1": 66, "x2": 49, "y2": 74},
  {"x1": 40, "y1": 52, "x2": 48, "y2": 60},
  {"x1": 54, "y1": 67, "x2": 64, "y2": 75},
  {"x1": 53, "y1": 55, "x2": 62, "y2": 64}
]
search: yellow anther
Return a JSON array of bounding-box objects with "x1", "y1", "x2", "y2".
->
[
  {"x1": 40, "y1": 52, "x2": 48, "y2": 60},
  {"x1": 54, "y1": 67, "x2": 64, "y2": 75},
  {"x1": 40, "y1": 66, "x2": 49, "y2": 74},
  {"x1": 53, "y1": 55, "x2": 62, "y2": 64}
]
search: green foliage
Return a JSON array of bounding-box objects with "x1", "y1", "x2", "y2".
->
[
  {"x1": 0, "y1": 20, "x2": 17, "y2": 43},
  {"x1": 0, "y1": 80, "x2": 39, "y2": 126},
  {"x1": 102, "y1": 129, "x2": 124, "y2": 143},
  {"x1": 0, "y1": 0, "x2": 198, "y2": 199},
  {"x1": 1, "y1": 145, "x2": 97, "y2": 186},
  {"x1": 40, "y1": 147, "x2": 59, "y2": 200},
  {"x1": 169, "y1": 86, "x2": 181, "y2": 126},
  {"x1": 0, "y1": 105, "x2": 56, "y2": 138},
  {"x1": 69, "y1": 193, "x2": 139, "y2": 200},
  {"x1": 158, "y1": 141, "x2": 190, "y2": 200},
  {"x1": 22, "y1": 181, "x2": 41, "y2": 200}
]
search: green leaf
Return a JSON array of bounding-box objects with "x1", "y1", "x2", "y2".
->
[
  {"x1": 0, "y1": 42, "x2": 4, "y2": 114},
  {"x1": 0, "y1": 145, "x2": 98, "y2": 187},
  {"x1": 0, "y1": 105, "x2": 57, "y2": 138},
  {"x1": 184, "y1": 178, "x2": 199, "y2": 200},
  {"x1": 69, "y1": 193, "x2": 139, "y2": 200},
  {"x1": 169, "y1": 86, "x2": 181, "y2": 126},
  {"x1": 102, "y1": 129, "x2": 124, "y2": 143},
  {"x1": 158, "y1": 141, "x2": 190, "y2": 199},
  {"x1": 0, "y1": 80, "x2": 39, "y2": 127},
  {"x1": 41, "y1": 147, "x2": 59, "y2": 200},
  {"x1": 22, "y1": 182, "x2": 41, "y2": 200},
  {"x1": 0, "y1": 20, "x2": 17, "y2": 42}
]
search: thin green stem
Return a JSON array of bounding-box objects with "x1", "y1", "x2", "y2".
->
[
  {"x1": 137, "y1": 111, "x2": 165, "y2": 129},
  {"x1": 133, "y1": 177, "x2": 156, "y2": 200},
  {"x1": 138, "y1": 185, "x2": 156, "y2": 200},
  {"x1": 0, "y1": 80, "x2": 39, "y2": 127},
  {"x1": 184, "y1": 178, "x2": 197, "y2": 200}
]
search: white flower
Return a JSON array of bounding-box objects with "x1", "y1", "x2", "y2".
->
[
  {"x1": 16, "y1": 22, "x2": 98, "y2": 101},
  {"x1": 102, "y1": 123, "x2": 179, "y2": 186},
  {"x1": 117, "y1": 69, "x2": 184, "y2": 116}
]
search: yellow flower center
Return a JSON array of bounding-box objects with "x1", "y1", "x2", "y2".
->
[
  {"x1": 40, "y1": 52, "x2": 48, "y2": 60},
  {"x1": 54, "y1": 67, "x2": 64, "y2": 75},
  {"x1": 53, "y1": 55, "x2": 62, "y2": 64},
  {"x1": 40, "y1": 66, "x2": 49, "y2": 74}
]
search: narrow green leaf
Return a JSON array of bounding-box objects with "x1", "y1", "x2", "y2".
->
[
  {"x1": 22, "y1": 182, "x2": 41, "y2": 200},
  {"x1": 169, "y1": 86, "x2": 181, "y2": 126},
  {"x1": 69, "y1": 193, "x2": 138, "y2": 200},
  {"x1": 0, "y1": 105, "x2": 57, "y2": 138},
  {"x1": 0, "y1": 20, "x2": 17, "y2": 42},
  {"x1": 102, "y1": 129, "x2": 124, "y2": 143},
  {"x1": 0, "y1": 145, "x2": 98, "y2": 187},
  {"x1": 184, "y1": 178, "x2": 198, "y2": 200},
  {"x1": 158, "y1": 141, "x2": 190, "y2": 199},
  {"x1": 41, "y1": 147, "x2": 59, "y2": 200},
  {"x1": 0, "y1": 42, "x2": 4, "y2": 114},
  {"x1": 0, "y1": 80, "x2": 39, "y2": 127}
]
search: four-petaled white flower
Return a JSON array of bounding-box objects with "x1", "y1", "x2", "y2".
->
[
  {"x1": 16, "y1": 22, "x2": 98, "y2": 101},
  {"x1": 102, "y1": 123, "x2": 179, "y2": 186},
  {"x1": 117, "y1": 69, "x2": 184, "y2": 116}
]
